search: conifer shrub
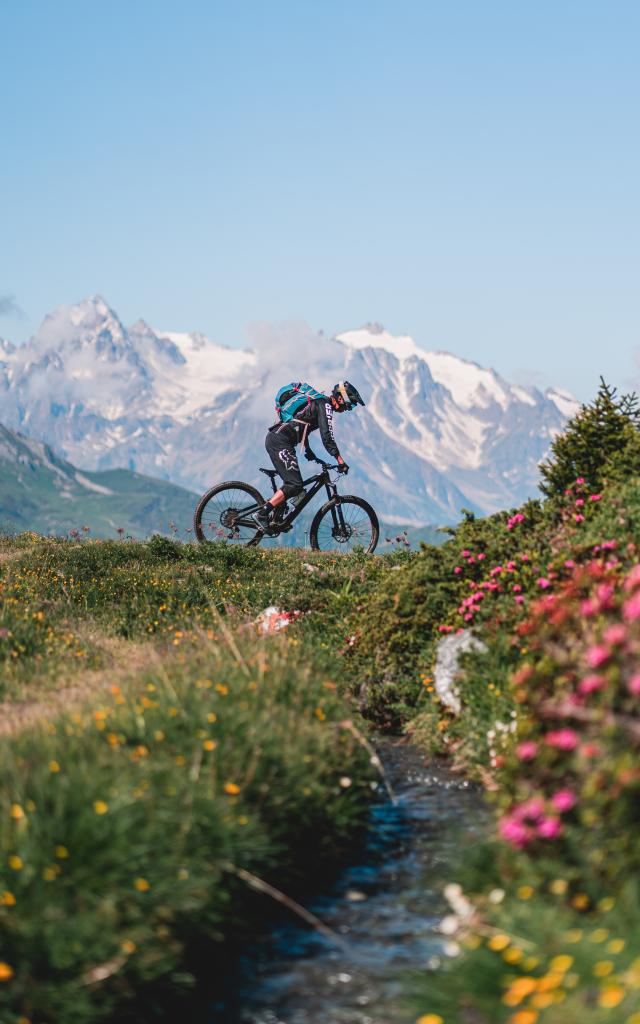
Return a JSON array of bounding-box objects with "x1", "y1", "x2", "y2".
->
[{"x1": 540, "y1": 379, "x2": 640, "y2": 501}]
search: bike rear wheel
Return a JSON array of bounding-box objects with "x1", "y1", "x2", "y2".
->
[
  {"x1": 193, "y1": 481, "x2": 265, "y2": 545},
  {"x1": 310, "y1": 495, "x2": 379, "y2": 554}
]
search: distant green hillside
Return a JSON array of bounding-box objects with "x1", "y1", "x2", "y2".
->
[{"x1": 0, "y1": 424, "x2": 197, "y2": 538}]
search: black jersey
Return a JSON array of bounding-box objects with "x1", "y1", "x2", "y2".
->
[{"x1": 269, "y1": 397, "x2": 340, "y2": 460}]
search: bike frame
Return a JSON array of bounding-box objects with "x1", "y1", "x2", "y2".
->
[{"x1": 230, "y1": 464, "x2": 344, "y2": 536}]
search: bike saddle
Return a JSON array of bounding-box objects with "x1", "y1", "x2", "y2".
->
[{"x1": 259, "y1": 468, "x2": 279, "y2": 478}]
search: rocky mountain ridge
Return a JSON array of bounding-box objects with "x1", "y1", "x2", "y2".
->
[{"x1": 0, "y1": 296, "x2": 580, "y2": 524}]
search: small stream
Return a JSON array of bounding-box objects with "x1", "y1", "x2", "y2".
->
[{"x1": 212, "y1": 743, "x2": 484, "y2": 1024}]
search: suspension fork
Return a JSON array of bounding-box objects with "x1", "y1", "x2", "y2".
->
[{"x1": 325, "y1": 479, "x2": 347, "y2": 534}]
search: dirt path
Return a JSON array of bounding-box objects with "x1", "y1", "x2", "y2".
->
[{"x1": 0, "y1": 636, "x2": 167, "y2": 737}]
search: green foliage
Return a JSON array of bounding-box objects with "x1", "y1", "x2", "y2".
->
[
  {"x1": 0, "y1": 535, "x2": 395, "y2": 698},
  {"x1": 0, "y1": 637, "x2": 376, "y2": 1023},
  {"x1": 540, "y1": 379, "x2": 640, "y2": 500}
]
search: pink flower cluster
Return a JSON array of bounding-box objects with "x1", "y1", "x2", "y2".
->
[
  {"x1": 507, "y1": 513, "x2": 525, "y2": 530},
  {"x1": 499, "y1": 790, "x2": 573, "y2": 847}
]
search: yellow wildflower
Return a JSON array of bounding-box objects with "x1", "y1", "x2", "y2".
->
[
  {"x1": 593, "y1": 961, "x2": 614, "y2": 977},
  {"x1": 207, "y1": 712, "x2": 217, "y2": 722},
  {"x1": 416, "y1": 1016, "x2": 444, "y2": 1024},
  {"x1": 121, "y1": 939, "x2": 136, "y2": 954},
  {"x1": 503, "y1": 947, "x2": 524, "y2": 964},
  {"x1": 599, "y1": 986, "x2": 625, "y2": 1008},
  {"x1": 0, "y1": 962, "x2": 14, "y2": 981},
  {"x1": 550, "y1": 955, "x2": 573, "y2": 973},
  {"x1": 488, "y1": 933, "x2": 510, "y2": 951},
  {"x1": 549, "y1": 879, "x2": 568, "y2": 895},
  {"x1": 517, "y1": 885, "x2": 534, "y2": 899},
  {"x1": 224, "y1": 782, "x2": 241, "y2": 795},
  {"x1": 505, "y1": 977, "x2": 537, "y2": 1000},
  {"x1": 55, "y1": 845, "x2": 69, "y2": 859},
  {"x1": 1, "y1": 892, "x2": 16, "y2": 906},
  {"x1": 598, "y1": 896, "x2": 615, "y2": 912},
  {"x1": 508, "y1": 1011, "x2": 538, "y2": 1024},
  {"x1": 608, "y1": 938, "x2": 625, "y2": 954},
  {"x1": 49, "y1": 761, "x2": 60, "y2": 772},
  {"x1": 536, "y1": 972, "x2": 563, "y2": 992},
  {"x1": 8, "y1": 856, "x2": 23, "y2": 870},
  {"x1": 93, "y1": 800, "x2": 108, "y2": 815},
  {"x1": 134, "y1": 878, "x2": 150, "y2": 892},
  {"x1": 10, "y1": 804, "x2": 24, "y2": 820},
  {"x1": 531, "y1": 993, "x2": 554, "y2": 1009},
  {"x1": 203, "y1": 739, "x2": 216, "y2": 751},
  {"x1": 565, "y1": 929, "x2": 583, "y2": 943}
]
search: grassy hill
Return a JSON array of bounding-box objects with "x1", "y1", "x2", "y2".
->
[{"x1": 0, "y1": 424, "x2": 198, "y2": 538}]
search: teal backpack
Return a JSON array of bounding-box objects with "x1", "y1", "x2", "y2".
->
[{"x1": 275, "y1": 382, "x2": 325, "y2": 422}]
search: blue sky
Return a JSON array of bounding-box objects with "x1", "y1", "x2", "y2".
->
[{"x1": 1, "y1": 0, "x2": 638, "y2": 399}]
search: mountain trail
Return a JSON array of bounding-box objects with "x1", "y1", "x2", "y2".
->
[{"x1": 0, "y1": 636, "x2": 167, "y2": 737}]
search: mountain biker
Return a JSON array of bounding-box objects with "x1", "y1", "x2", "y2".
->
[{"x1": 252, "y1": 380, "x2": 366, "y2": 533}]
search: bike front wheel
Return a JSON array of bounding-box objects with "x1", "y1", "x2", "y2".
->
[
  {"x1": 193, "y1": 481, "x2": 265, "y2": 545},
  {"x1": 310, "y1": 495, "x2": 379, "y2": 554}
]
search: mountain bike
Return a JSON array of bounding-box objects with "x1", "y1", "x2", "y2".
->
[{"x1": 193, "y1": 461, "x2": 379, "y2": 553}]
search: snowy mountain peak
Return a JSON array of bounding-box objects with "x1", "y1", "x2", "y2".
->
[
  {"x1": 339, "y1": 326, "x2": 526, "y2": 412},
  {"x1": 35, "y1": 295, "x2": 129, "y2": 355},
  {"x1": 0, "y1": 298, "x2": 580, "y2": 524},
  {"x1": 337, "y1": 324, "x2": 421, "y2": 361},
  {"x1": 546, "y1": 387, "x2": 581, "y2": 419}
]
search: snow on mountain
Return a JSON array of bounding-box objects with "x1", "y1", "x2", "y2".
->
[{"x1": 0, "y1": 299, "x2": 581, "y2": 524}]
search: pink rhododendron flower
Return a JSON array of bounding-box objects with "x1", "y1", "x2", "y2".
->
[
  {"x1": 564, "y1": 560, "x2": 575, "y2": 568},
  {"x1": 603, "y1": 624, "x2": 627, "y2": 646},
  {"x1": 581, "y1": 742, "x2": 600, "y2": 758},
  {"x1": 515, "y1": 595, "x2": 525, "y2": 604},
  {"x1": 589, "y1": 494, "x2": 602, "y2": 501},
  {"x1": 576, "y1": 477, "x2": 585, "y2": 485},
  {"x1": 515, "y1": 797, "x2": 546, "y2": 820},
  {"x1": 516, "y1": 741, "x2": 538, "y2": 760},
  {"x1": 596, "y1": 583, "x2": 615, "y2": 606},
  {"x1": 574, "y1": 513, "x2": 585, "y2": 523},
  {"x1": 438, "y1": 625, "x2": 454, "y2": 633},
  {"x1": 477, "y1": 553, "x2": 486, "y2": 561},
  {"x1": 537, "y1": 577, "x2": 551, "y2": 589},
  {"x1": 545, "y1": 729, "x2": 579, "y2": 750},
  {"x1": 623, "y1": 594, "x2": 640, "y2": 622},
  {"x1": 586, "y1": 645, "x2": 610, "y2": 668},
  {"x1": 461, "y1": 550, "x2": 471, "y2": 557},
  {"x1": 453, "y1": 566, "x2": 462, "y2": 574},
  {"x1": 499, "y1": 817, "x2": 531, "y2": 848},
  {"x1": 538, "y1": 816, "x2": 563, "y2": 839},
  {"x1": 578, "y1": 674, "x2": 605, "y2": 696},
  {"x1": 601, "y1": 540, "x2": 617, "y2": 550},
  {"x1": 580, "y1": 598, "x2": 598, "y2": 616},
  {"x1": 624, "y1": 565, "x2": 640, "y2": 591},
  {"x1": 575, "y1": 498, "x2": 585, "y2": 507},
  {"x1": 464, "y1": 613, "x2": 473, "y2": 621},
  {"x1": 512, "y1": 584, "x2": 522, "y2": 592},
  {"x1": 627, "y1": 674, "x2": 640, "y2": 696},
  {"x1": 551, "y1": 789, "x2": 577, "y2": 812}
]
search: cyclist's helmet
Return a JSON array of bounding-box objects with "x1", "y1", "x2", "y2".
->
[{"x1": 332, "y1": 380, "x2": 366, "y2": 411}]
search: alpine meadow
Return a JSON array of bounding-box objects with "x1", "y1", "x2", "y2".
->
[{"x1": 1, "y1": 382, "x2": 640, "y2": 1023}]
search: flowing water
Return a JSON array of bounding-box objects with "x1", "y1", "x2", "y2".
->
[{"x1": 212, "y1": 743, "x2": 484, "y2": 1024}]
